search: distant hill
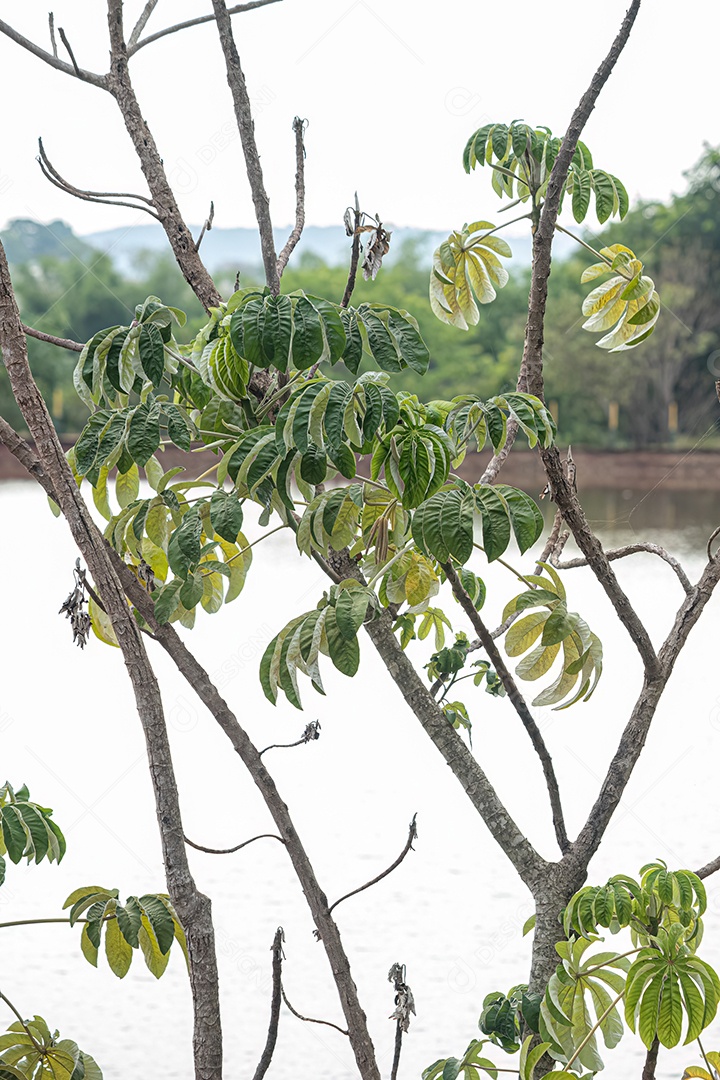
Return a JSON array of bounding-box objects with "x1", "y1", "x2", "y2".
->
[
  {"x1": 1, "y1": 217, "x2": 577, "y2": 273},
  {"x1": 1, "y1": 218, "x2": 96, "y2": 264}
]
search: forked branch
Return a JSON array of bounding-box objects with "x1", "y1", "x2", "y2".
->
[
  {"x1": 37, "y1": 138, "x2": 160, "y2": 219},
  {"x1": 0, "y1": 17, "x2": 107, "y2": 87},
  {"x1": 129, "y1": 0, "x2": 282, "y2": 56}
]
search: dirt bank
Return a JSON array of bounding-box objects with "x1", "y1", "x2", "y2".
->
[{"x1": 1, "y1": 441, "x2": 719, "y2": 494}]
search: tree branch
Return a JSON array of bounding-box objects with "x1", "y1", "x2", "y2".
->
[
  {"x1": 259, "y1": 719, "x2": 321, "y2": 757},
  {"x1": 185, "y1": 833, "x2": 284, "y2": 855},
  {"x1": 252, "y1": 927, "x2": 284, "y2": 1080},
  {"x1": 105, "y1": 0, "x2": 223, "y2": 310},
  {"x1": 281, "y1": 987, "x2": 349, "y2": 1036},
  {"x1": 57, "y1": 27, "x2": 81, "y2": 78},
  {"x1": 555, "y1": 543, "x2": 692, "y2": 596},
  {"x1": 442, "y1": 561, "x2": 570, "y2": 855},
  {"x1": 37, "y1": 138, "x2": 160, "y2": 219},
  {"x1": 128, "y1": 0, "x2": 160, "y2": 48},
  {"x1": 0, "y1": 18, "x2": 107, "y2": 87},
  {"x1": 211, "y1": 0, "x2": 279, "y2": 293},
  {"x1": 341, "y1": 194, "x2": 362, "y2": 308},
  {"x1": 21, "y1": 323, "x2": 83, "y2": 352},
  {"x1": 129, "y1": 0, "x2": 282, "y2": 57},
  {"x1": 277, "y1": 117, "x2": 308, "y2": 276},
  {"x1": 195, "y1": 201, "x2": 215, "y2": 251},
  {"x1": 328, "y1": 815, "x2": 418, "y2": 915},
  {"x1": 696, "y1": 855, "x2": 720, "y2": 880},
  {"x1": 0, "y1": 239, "x2": 223, "y2": 1080}
]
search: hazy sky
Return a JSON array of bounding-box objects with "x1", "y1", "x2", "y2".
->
[{"x1": 0, "y1": 1, "x2": 717, "y2": 239}]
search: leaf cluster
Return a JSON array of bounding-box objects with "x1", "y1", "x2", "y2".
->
[
  {"x1": 0, "y1": 1016, "x2": 101, "y2": 1080},
  {"x1": 0, "y1": 783, "x2": 65, "y2": 886},
  {"x1": 63, "y1": 885, "x2": 187, "y2": 980}
]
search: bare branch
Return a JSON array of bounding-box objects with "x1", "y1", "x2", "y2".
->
[
  {"x1": 185, "y1": 833, "x2": 284, "y2": 855},
  {"x1": 252, "y1": 927, "x2": 284, "y2": 1080},
  {"x1": 37, "y1": 137, "x2": 160, "y2": 219},
  {"x1": 259, "y1": 720, "x2": 321, "y2": 757},
  {"x1": 128, "y1": 0, "x2": 160, "y2": 48},
  {"x1": 57, "y1": 26, "x2": 81, "y2": 77},
  {"x1": 0, "y1": 18, "x2": 106, "y2": 87},
  {"x1": 442, "y1": 561, "x2": 570, "y2": 855},
  {"x1": 195, "y1": 201, "x2": 215, "y2": 251},
  {"x1": 211, "y1": 0, "x2": 279, "y2": 292},
  {"x1": 48, "y1": 13, "x2": 57, "y2": 57},
  {"x1": 129, "y1": 0, "x2": 282, "y2": 56},
  {"x1": 105, "y1": 1, "x2": 223, "y2": 310},
  {"x1": 555, "y1": 543, "x2": 692, "y2": 596},
  {"x1": 707, "y1": 524, "x2": 720, "y2": 563},
  {"x1": 388, "y1": 963, "x2": 415, "y2": 1080},
  {"x1": 696, "y1": 855, "x2": 720, "y2": 880},
  {"x1": 281, "y1": 987, "x2": 349, "y2": 1036},
  {"x1": 0, "y1": 416, "x2": 56, "y2": 497},
  {"x1": 328, "y1": 815, "x2": 418, "y2": 915},
  {"x1": 0, "y1": 238, "x2": 224, "y2": 1080},
  {"x1": 277, "y1": 117, "x2": 308, "y2": 276},
  {"x1": 22, "y1": 323, "x2": 83, "y2": 352}
]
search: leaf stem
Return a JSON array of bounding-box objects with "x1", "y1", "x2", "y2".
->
[
  {"x1": 554, "y1": 223, "x2": 634, "y2": 281},
  {"x1": 472, "y1": 542, "x2": 535, "y2": 587},
  {"x1": 562, "y1": 989, "x2": 624, "y2": 1071},
  {"x1": 580, "y1": 946, "x2": 640, "y2": 976}
]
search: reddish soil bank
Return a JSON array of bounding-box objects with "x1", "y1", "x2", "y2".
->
[{"x1": 1, "y1": 441, "x2": 719, "y2": 494}]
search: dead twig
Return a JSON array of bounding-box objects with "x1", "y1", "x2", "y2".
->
[
  {"x1": 281, "y1": 987, "x2": 348, "y2": 1036},
  {"x1": 195, "y1": 201, "x2": 215, "y2": 251},
  {"x1": 252, "y1": 928, "x2": 285, "y2": 1080},
  {"x1": 128, "y1": 0, "x2": 160, "y2": 48},
  {"x1": 277, "y1": 117, "x2": 308, "y2": 275},
  {"x1": 48, "y1": 13, "x2": 57, "y2": 57},
  {"x1": 37, "y1": 138, "x2": 159, "y2": 219},
  {"x1": 0, "y1": 18, "x2": 106, "y2": 87},
  {"x1": 328, "y1": 815, "x2": 418, "y2": 915},
  {"x1": 388, "y1": 963, "x2": 415, "y2": 1080},
  {"x1": 57, "y1": 27, "x2": 81, "y2": 77},
  {"x1": 696, "y1": 855, "x2": 720, "y2": 880},
  {"x1": 129, "y1": 0, "x2": 282, "y2": 56},
  {"x1": 259, "y1": 720, "x2": 321, "y2": 757},
  {"x1": 184, "y1": 833, "x2": 284, "y2": 855},
  {"x1": 556, "y1": 543, "x2": 693, "y2": 596}
]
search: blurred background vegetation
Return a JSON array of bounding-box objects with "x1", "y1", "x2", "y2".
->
[{"x1": 3, "y1": 146, "x2": 720, "y2": 450}]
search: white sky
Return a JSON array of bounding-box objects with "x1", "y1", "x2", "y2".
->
[{"x1": 0, "y1": 1, "x2": 717, "y2": 238}]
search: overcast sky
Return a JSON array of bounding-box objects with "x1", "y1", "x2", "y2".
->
[{"x1": 0, "y1": 1, "x2": 717, "y2": 240}]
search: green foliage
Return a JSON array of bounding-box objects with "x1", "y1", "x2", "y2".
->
[
  {"x1": 683, "y1": 1048, "x2": 720, "y2": 1078},
  {"x1": 580, "y1": 243, "x2": 661, "y2": 351},
  {"x1": 479, "y1": 985, "x2": 542, "y2": 1051},
  {"x1": 502, "y1": 563, "x2": 603, "y2": 709},
  {"x1": 259, "y1": 580, "x2": 379, "y2": 708},
  {"x1": 0, "y1": 783, "x2": 66, "y2": 883},
  {"x1": 0, "y1": 1016, "x2": 102, "y2": 1080},
  {"x1": 462, "y1": 121, "x2": 628, "y2": 224},
  {"x1": 63, "y1": 886, "x2": 187, "y2": 980},
  {"x1": 430, "y1": 223, "x2": 511, "y2": 329},
  {"x1": 422, "y1": 1039, "x2": 500, "y2": 1080}
]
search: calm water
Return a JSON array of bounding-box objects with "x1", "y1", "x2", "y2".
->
[{"x1": 1, "y1": 480, "x2": 720, "y2": 1080}]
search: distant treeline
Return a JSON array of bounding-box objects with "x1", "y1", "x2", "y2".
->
[{"x1": 2, "y1": 147, "x2": 720, "y2": 448}]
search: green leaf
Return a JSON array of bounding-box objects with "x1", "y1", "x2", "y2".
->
[
  {"x1": 139, "y1": 894, "x2": 175, "y2": 955},
  {"x1": 138, "y1": 322, "x2": 165, "y2": 386},
  {"x1": 209, "y1": 490, "x2": 244, "y2": 543},
  {"x1": 116, "y1": 464, "x2": 139, "y2": 509},
  {"x1": 292, "y1": 296, "x2": 325, "y2": 370},
  {"x1": 153, "y1": 578, "x2": 183, "y2": 624},
  {"x1": 127, "y1": 402, "x2": 161, "y2": 467},
  {"x1": 105, "y1": 916, "x2": 133, "y2": 978},
  {"x1": 324, "y1": 607, "x2": 361, "y2": 677}
]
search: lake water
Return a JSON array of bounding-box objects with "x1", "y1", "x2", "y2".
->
[{"x1": 1, "y1": 479, "x2": 720, "y2": 1080}]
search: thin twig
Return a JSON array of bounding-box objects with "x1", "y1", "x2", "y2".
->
[
  {"x1": 129, "y1": 0, "x2": 282, "y2": 56},
  {"x1": 556, "y1": 543, "x2": 693, "y2": 596},
  {"x1": 281, "y1": 987, "x2": 349, "y2": 1036},
  {"x1": 128, "y1": 0, "x2": 160, "y2": 48},
  {"x1": 328, "y1": 815, "x2": 418, "y2": 915},
  {"x1": 341, "y1": 194, "x2": 362, "y2": 308},
  {"x1": 195, "y1": 201, "x2": 215, "y2": 251},
  {"x1": 252, "y1": 927, "x2": 284, "y2": 1080},
  {"x1": 184, "y1": 833, "x2": 285, "y2": 855},
  {"x1": 57, "y1": 27, "x2": 81, "y2": 77},
  {"x1": 211, "y1": 0, "x2": 279, "y2": 293},
  {"x1": 37, "y1": 138, "x2": 159, "y2": 218},
  {"x1": 22, "y1": 324, "x2": 83, "y2": 352},
  {"x1": 442, "y1": 560, "x2": 570, "y2": 855},
  {"x1": 0, "y1": 18, "x2": 106, "y2": 87},
  {"x1": 48, "y1": 13, "x2": 57, "y2": 57},
  {"x1": 707, "y1": 525, "x2": 720, "y2": 563},
  {"x1": 259, "y1": 720, "x2": 321, "y2": 757},
  {"x1": 277, "y1": 117, "x2": 308, "y2": 275}
]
